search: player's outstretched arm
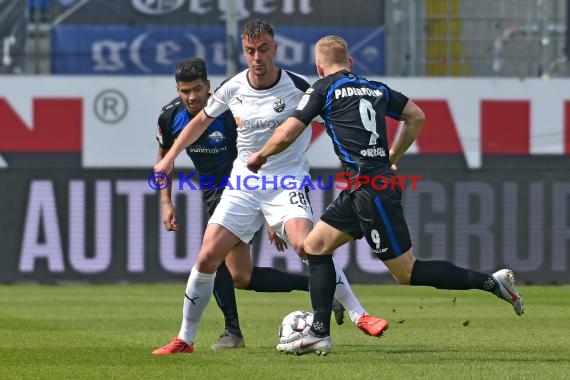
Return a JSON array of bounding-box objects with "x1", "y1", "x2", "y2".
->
[
  {"x1": 156, "y1": 146, "x2": 179, "y2": 231},
  {"x1": 154, "y1": 110, "x2": 213, "y2": 174},
  {"x1": 247, "y1": 117, "x2": 307, "y2": 173},
  {"x1": 389, "y1": 100, "x2": 425, "y2": 166}
]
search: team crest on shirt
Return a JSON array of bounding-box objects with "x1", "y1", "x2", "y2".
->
[
  {"x1": 209, "y1": 131, "x2": 225, "y2": 146},
  {"x1": 273, "y1": 97, "x2": 285, "y2": 113}
]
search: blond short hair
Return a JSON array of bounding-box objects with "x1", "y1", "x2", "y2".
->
[{"x1": 315, "y1": 35, "x2": 349, "y2": 66}]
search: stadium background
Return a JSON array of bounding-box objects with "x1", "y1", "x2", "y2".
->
[{"x1": 1, "y1": 0, "x2": 569, "y2": 284}]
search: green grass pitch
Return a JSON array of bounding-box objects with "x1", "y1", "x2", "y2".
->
[{"x1": 1, "y1": 284, "x2": 569, "y2": 379}]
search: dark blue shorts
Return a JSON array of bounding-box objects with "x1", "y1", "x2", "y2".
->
[{"x1": 320, "y1": 186, "x2": 412, "y2": 261}]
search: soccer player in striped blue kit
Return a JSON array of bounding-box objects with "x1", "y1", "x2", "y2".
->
[{"x1": 248, "y1": 35, "x2": 524, "y2": 356}]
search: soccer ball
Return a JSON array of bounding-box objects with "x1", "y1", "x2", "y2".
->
[{"x1": 278, "y1": 310, "x2": 313, "y2": 343}]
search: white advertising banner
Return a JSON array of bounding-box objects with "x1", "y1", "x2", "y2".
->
[{"x1": 1, "y1": 76, "x2": 569, "y2": 169}]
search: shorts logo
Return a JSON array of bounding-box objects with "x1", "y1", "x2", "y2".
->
[
  {"x1": 273, "y1": 97, "x2": 285, "y2": 113},
  {"x1": 360, "y1": 147, "x2": 386, "y2": 157}
]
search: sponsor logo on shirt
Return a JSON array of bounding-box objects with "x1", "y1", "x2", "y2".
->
[
  {"x1": 185, "y1": 146, "x2": 228, "y2": 154},
  {"x1": 234, "y1": 117, "x2": 284, "y2": 129}
]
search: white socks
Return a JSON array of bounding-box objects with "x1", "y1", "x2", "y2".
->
[
  {"x1": 178, "y1": 265, "x2": 216, "y2": 344},
  {"x1": 332, "y1": 257, "x2": 367, "y2": 323},
  {"x1": 177, "y1": 259, "x2": 367, "y2": 345}
]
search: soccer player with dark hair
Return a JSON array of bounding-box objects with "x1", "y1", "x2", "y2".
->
[
  {"x1": 153, "y1": 20, "x2": 388, "y2": 355},
  {"x1": 156, "y1": 57, "x2": 309, "y2": 350}
]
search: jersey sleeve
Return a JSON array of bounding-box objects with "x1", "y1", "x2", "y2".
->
[
  {"x1": 203, "y1": 82, "x2": 231, "y2": 118},
  {"x1": 291, "y1": 81, "x2": 327, "y2": 126},
  {"x1": 384, "y1": 85, "x2": 409, "y2": 121},
  {"x1": 222, "y1": 110, "x2": 238, "y2": 143},
  {"x1": 156, "y1": 109, "x2": 173, "y2": 149}
]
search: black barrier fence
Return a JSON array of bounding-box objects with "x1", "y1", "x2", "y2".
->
[{"x1": 1, "y1": 164, "x2": 569, "y2": 284}]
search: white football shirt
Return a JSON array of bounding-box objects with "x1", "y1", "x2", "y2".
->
[{"x1": 203, "y1": 69, "x2": 312, "y2": 179}]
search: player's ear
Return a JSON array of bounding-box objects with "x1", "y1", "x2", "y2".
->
[
  {"x1": 206, "y1": 80, "x2": 211, "y2": 91},
  {"x1": 348, "y1": 56, "x2": 354, "y2": 70},
  {"x1": 316, "y1": 63, "x2": 325, "y2": 78}
]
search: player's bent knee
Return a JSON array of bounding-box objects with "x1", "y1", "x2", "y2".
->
[
  {"x1": 196, "y1": 250, "x2": 224, "y2": 274},
  {"x1": 195, "y1": 260, "x2": 218, "y2": 274},
  {"x1": 388, "y1": 266, "x2": 413, "y2": 285},
  {"x1": 303, "y1": 241, "x2": 327, "y2": 255},
  {"x1": 395, "y1": 273, "x2": 412, "y2": 285},
  {"x1": 232, "y1": 273, "x2": 251, "y2": 289},
  {"x1": 384, "y1": 250, "x2": 415, "y2": 285}
]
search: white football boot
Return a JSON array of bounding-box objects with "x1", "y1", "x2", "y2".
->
[
  {"x1": 277, "y1": 328, "x2": 332, "y2": 356},
  {"x1": 492, "y1": 269, "x2": 524, "y2": 316}
]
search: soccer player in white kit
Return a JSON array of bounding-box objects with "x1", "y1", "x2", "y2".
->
[{"x1": 152, "y1": 19, "x2": 387, "y2": 355}]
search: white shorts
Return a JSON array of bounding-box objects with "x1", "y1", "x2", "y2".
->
[{"x1": 208, "y1": 185, "x2": 314, "y2": 244}]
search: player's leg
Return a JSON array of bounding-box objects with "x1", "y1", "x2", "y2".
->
[
  {"x1": 211, "y1": 259, "x2": 245, "y2": 349},
  {"x1": 225, "y1": 243, "x2": 309, "y2": 292},
  {"x1": 152, "y1": 223, "x2": 240, "y2": 355},
  {"x1": 223, "y1": 237, "x2": 352, "y2": 327},
  {"x1": 366, "y1": 186, "x2": 524, "y2": 316},
  {"x1": 282, "y1": 219, "x2": 376, "y2": 334},
  {"x1": 382, "y1": 249, "x2": 524, "y2": 315},
  {"x1": 202, "y1": 191, "x2": 249, "y2": 349},
  {"x1": 210, "y1": 240, "x2": 310, "y2": 350},
  {"x1": 153, "y1": 190, "x2": 265, "y2": 355},
  {"x1": 270, "y1": 187, "x2": 386, "y2": 333},
  {"x1": 304, "y1": 220, "x2": 353, "y2": 339},
  {"x1": 328, "y1": 258, "x2": 388, "y2": 336},
  {"x1": 206, "y1": 190, "x2": 269, "y2": 350},
  {"x1": 310, "y1": 190, "x2": 389, "y2": 336},
  {"x1": 276, "y1": 220, "x2": 347, "y2": 355},
  {"x1": 243, "y1": 218, "x2": 345, "y2": 322},
  {"x1": 178, "y1": 224, "x2": 241, "y2": 340}
]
